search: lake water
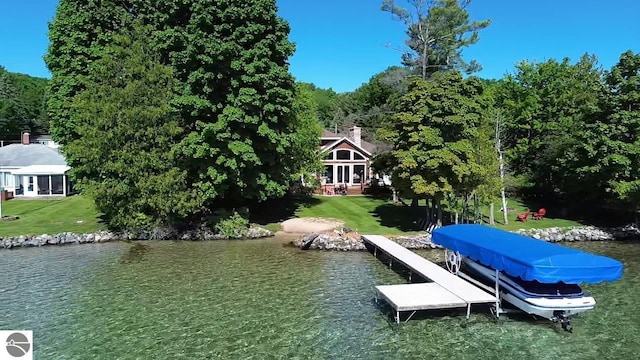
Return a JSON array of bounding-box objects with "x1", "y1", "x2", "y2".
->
[{"x1": 1, "y1": 236, "x2": 638, "y2": 359}]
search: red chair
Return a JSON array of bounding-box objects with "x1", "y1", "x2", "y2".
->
[
  {"x1": 516, "y1": 210, "x2": 531, "y2": 222},
  {"x1": 533, "y1": 208, "x2": 546, "y2": 220}
]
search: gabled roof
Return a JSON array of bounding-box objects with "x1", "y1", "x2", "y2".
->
[
  {"x1": 0, "y1": 144, "x2": 67, "y2": 167},
  {"x1": 321, "y1": 137, "x2": 373, "y2": 157},
  {"x1": 320, "y1": 130, "x2": 377, "y2": 154}
]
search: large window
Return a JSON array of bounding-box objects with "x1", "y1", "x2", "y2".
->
[
  {"x1": 353, "y1": 165, "x2": 365, "y2": 184},
  {"x1": 51, "y1": 175, "x2": 64, "y2": 195},
  {"x1": 324, "y1": 165, "x2": 334, "y2": 184},
  {"x1": 324, "y1": 149, "x2": 367, "y2": 161},
  {"x1": 336, "y1": 150, "x2": 351, "y2": 160},
  {"x1": 38, "y1": 176, "x2": 51, "y2": 195},
  {"x1": 0, "y1": 172, "x2": 14, "y2": 187}
]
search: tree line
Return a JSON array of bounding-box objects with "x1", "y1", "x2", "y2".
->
[
  {"x1": 42, "y1": 0, "x2": 639, "y2": 229},
  {"x1": 0, "y1": 67, "x2": 49, "y2": 141},
  {"x1": 303, "y1": 0, "x2": 640, "y2": 223}
]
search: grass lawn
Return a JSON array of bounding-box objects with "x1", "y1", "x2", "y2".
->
[
  {"x1": 294, "y1": 196, "x2": 420, "y2": 235},
  {"x1": 255, "y1": 195, "x2": 588, "y2": 236},
  {"x1": 479, "y1": 198, "x2": 583, "y2": 231},
  {"x1": 0, "y1": 196, "x2": 105, "y2": 237},
  {"x1": 0, "y1": 194, "x2": 589, "y2": 238}
]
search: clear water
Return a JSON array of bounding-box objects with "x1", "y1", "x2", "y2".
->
[{"x1": 1, "y1": 237, "x2": 638, "y2": 359}]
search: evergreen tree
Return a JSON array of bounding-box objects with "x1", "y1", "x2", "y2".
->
[
  {"x1": 66, "y1": 23, "x2": 190, "y2": 229},
  {"x1": 382, "y1": 0, "x2": 490, "y2": 79}
]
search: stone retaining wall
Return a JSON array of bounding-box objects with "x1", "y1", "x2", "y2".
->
[
  {"x1": 294, "y1": 225, "x2": 640, "y2": 251},
  {"x1": 0, "y1": 226, "x2": 274, "y2": 249}
]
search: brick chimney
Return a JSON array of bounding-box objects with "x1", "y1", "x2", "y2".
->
[
  {"x1": 22, "y1": 132, "x2": 30, "y2": 145},
  {"x1": 349, "y1": 126, "x2": 361, "y2": 147}
]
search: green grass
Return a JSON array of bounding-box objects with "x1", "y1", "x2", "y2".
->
[
  {"x1": 480, "y1": 198, "x2": 583, "y2": 231},
  {"x1": 0, "y1": 194, "x2": 588, "y2": 238},
  {"x1": 0, "y1": 196, "x2": 105, "y2": 237},
  {"x1": 294, "y1": 196, "x2": 420, "y2": 235},
  {"x1": 284, "y1": 195, "x2": 586, "y2": 235}
]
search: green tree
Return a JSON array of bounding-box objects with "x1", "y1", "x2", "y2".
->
[
  {"x1": 7, "y1": 72, "x2": 49, "y2": 133},
  {"x1": 47, "y1": 1, "x2": 310, "y2": 223},
  {"x1": 492, "y1": 55, "x2": 604, "y2": 196},
  {"x1": 45, "y1": 0, "x2": 131, "y2": 146},
  {"x1": 65, "y1": 24, "x2": 191, "y2": 229},
  {"x1": 297, "y1": 82, "x2": 339, "y2": 129},
  {"x1": 291, "y1": 83, "x2": 323, "y2": 186},
  {"x1": 382, "y1": 0, "x2": 490, "y2": 79},
  {"x1": 0, "y1": 68, "x2": 28, "y2": 140},
  {"x1": 567, "y1": 51, "x2": 640, "y2": 206},
  {"x1": 378, "y1": 71, "x2": 498, "y2": 224}
]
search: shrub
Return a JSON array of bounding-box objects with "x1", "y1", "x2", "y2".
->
[{"x1": 214, "y1": 210, "x2": 250, "y2": 239}]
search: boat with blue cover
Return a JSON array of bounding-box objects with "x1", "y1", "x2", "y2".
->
[{"x1": 431, "y1": 224, "x2": 624, "y2": 331}]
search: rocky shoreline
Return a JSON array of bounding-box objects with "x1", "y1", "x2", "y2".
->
[
  {"x1": 0, "y1": 226, "x2": 274, "y2": 249},
  {"x1": 4, "y1": 223, "x2": 640, "y2": 251},
  {"x1": 293, "y1": 224, "x2": 640, "y2": 251}
]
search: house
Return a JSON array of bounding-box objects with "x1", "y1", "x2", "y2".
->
[
  {"x1": 0, "y1": 132, "x2": 72, "y2": 198},
  {"x1": 317, "y1": 126, "x2": 379, "y2": 195}
]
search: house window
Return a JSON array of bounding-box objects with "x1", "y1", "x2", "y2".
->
[
  {"x1": 353, "y1": 165, "x2": 365, "y2": 184},
  {"x1": 336, "y1": 165, "x2": 350, "y2": 183},
  {"x1": 51, "y1": 175, "x2": 64, "y2": 195},
  {"x1": 324, "y1": 165, "x2": 334, "y2": 184},
  {"x1": 0, "y1": 172, "x2": 14, "y2": 187},
  {"x1": 38, "y1": 176, "x2": 51, "y2": 195},
  {"x1": 353, "y1": 152, "x2": 365, "y2": 160},
  {"x1": 336, "y1": 150, "x2": 350, "y2": 160}
]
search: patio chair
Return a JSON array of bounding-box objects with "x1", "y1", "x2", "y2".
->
[
  {"x1": 516, "y1": 210, "x2": 531, "y2": 222},
  {"x1": 533, "y1": 208, "x2": 546, "y2": 220}
]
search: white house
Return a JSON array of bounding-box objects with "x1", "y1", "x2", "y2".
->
[{"x1": 0, "y1": 133, "x2": 72, "y2": 197}]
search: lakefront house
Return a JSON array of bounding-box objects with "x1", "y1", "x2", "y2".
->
[
  {"x1": 317, "y1": 126, "x2": 384, "y2": 195},
  {"x1": 0, "y1": 132, "x2": 73, "y2": 199}
]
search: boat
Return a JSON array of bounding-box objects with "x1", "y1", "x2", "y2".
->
[{"x1": 431, "y1": 224, "x2": 624, "y2": 332}]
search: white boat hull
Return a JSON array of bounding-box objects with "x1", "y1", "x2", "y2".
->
[{"x1": 463, "y1": 258, "x2": 596, "y2": 320}]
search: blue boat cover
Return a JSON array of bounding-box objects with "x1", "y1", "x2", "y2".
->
[{"x1": 431, "y1": 224, "x2": 623, "y2": 284}]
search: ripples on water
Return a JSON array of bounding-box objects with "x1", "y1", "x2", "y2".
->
[{"x1": 1, "y1": 239, "x2": 639, "y2": 359}]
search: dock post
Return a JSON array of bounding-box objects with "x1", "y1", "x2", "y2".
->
[
  {"x1": 494, "y1": 269, "x2": 500, "y2": 318},
  {"x1": 466, "y1": 303, "x2": 471, "y2": 320}
]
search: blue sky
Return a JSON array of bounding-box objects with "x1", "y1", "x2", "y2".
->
[{"x1": 1, "y1": 0, "x2": 638, "y2": 93}]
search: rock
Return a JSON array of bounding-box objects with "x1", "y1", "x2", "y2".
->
[{"x1": 0, "y1": 223, "x2": 275, "y2": 250}]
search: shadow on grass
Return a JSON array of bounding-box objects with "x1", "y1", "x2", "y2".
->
[
  {"x1": 249, "y1": 195, "x2": 321, "y2": 225},
  {"x1": 369, "y1": 202, "x2": 424, "y2": 232}
]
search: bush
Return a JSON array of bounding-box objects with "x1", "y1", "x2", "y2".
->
[{"x1": 214, "y1": 210, "x2": 250, "y2": 239}]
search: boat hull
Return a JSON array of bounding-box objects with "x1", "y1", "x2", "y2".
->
[{"x1": 463, "y1": 258, "x2": 596, "y2": 320}]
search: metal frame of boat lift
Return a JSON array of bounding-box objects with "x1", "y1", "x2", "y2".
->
[{"x1": 445, "y1": 249, "x2": 507, "y2": 318}]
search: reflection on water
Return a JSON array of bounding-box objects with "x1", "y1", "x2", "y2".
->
[{"x1": 0, "y1": 239, "x2": 639, "y2": 359}]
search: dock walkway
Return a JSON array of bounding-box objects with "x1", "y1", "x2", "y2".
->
[{"x1": 362, "y1": 235, "x2": 497, "y2": 323}]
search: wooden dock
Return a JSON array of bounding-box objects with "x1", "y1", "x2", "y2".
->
[{"x1": 362, "y1": 234, "x2": 498, "y2": 324}]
